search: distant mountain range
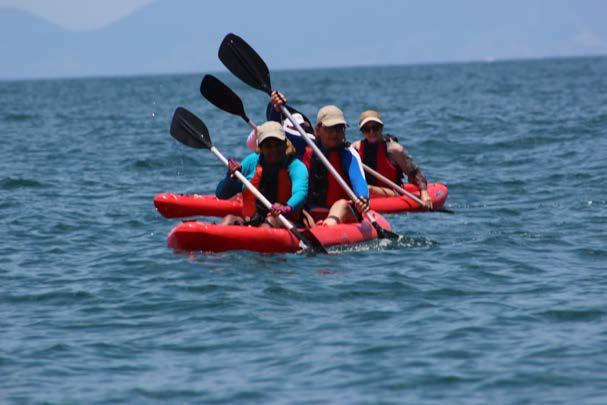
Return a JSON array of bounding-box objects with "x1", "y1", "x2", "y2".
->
[{"x1": 1, "y1": 0, "x2": 606, "y2": 80}]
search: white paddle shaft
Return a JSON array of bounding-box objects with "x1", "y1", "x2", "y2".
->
[
  {"x1": 362, "y1": 165, "x2": 425, "y2": 206},
  {"x1": 280, "y1": 106, "x2": 383, "y2": 225},
  {"x1": 209, "y1": 146, "x2": 297, "y2": 232}
]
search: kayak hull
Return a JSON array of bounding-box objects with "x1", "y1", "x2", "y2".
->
[
  {"x1": 155, "y1": 183, "x2": 448, "y2": 218},
  {"x1": 167, "y1": 211, "x2": 392, "y2": 253},
  {"x1": 154, "y1": 193, "x2": 243, "y2": 218},
  {"x1": 370, "y1": 183, "x2": 448, "y2": 213}
]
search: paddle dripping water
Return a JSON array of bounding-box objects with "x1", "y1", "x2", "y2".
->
[{"x1": 1, "y1": 57, "x2": 606, "y2": 403}]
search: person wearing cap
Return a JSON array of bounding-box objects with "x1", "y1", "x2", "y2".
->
[
  {"x1": 216, "y1": 121, "x2": 308, "y2": 228},
  {"x1": 352, "y1": 110, "x2": 433, "y2": 209},
  {"x1": 244, "y1": 94, "x2": 316, "y2": 159},
  {"x1": 246, "y1": 111, "x2": 314, "y2": 160},
  {"x1": 269, "y1": 91, "x2": 370, "y2": 226}
]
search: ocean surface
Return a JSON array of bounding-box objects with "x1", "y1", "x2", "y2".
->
[{"x1": 2, "y1": 56, "x2": 606, "y2": 404}]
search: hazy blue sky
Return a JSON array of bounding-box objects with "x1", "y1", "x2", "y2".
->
[
  {"x1": 0, "y1": 0, "x2": 155, "y2": 30},
  {"x1": 0, "y1": 0, "x2": 605, "y2": 79}
]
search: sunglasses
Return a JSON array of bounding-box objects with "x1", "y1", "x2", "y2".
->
[
  {"x1": 260, "y1": 139, "x2": 286, "y2": 149},
  {"x1": 324, "y1": 124, "x2": 346, "y2": 134},
  {"x1": 362, "y1": 123, "x2": 382, "y2": 132}
]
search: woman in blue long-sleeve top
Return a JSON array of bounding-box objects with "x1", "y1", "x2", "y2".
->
[{"x1": 216, "y1": 121, "x2": 308, "y2": 228}]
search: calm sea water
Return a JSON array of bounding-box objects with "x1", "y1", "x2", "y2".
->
[{"x1": 2, "y1": 56, "x2": 606, "y2": 404}]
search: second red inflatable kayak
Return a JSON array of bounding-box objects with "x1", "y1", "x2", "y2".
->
[{"x1": 155, "y1": 183, "x2": 448, "y2": 218}]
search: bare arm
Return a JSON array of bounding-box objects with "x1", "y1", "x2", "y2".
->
[{"x1": 386, "y1": 140, "x2": 428, "y2": 191}]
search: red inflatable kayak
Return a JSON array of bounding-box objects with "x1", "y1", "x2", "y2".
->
[
  {"x1": 167, "y1": 211, "x2": 392, "y2": 253},
  {"x1": 155, "y1": 183, "x2": 448, "y2": 218}
]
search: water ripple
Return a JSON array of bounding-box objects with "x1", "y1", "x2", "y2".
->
[
  {"x1": 2, "y1": 58, "x2": 606, "y2": 404},
  {"x1": 0, "y1": 177, "x2": 48, "y2": 190}
]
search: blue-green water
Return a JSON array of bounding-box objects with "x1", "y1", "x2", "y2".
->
[{"x1": 2, "y1": 56, "x2": 607, "y2": 404}]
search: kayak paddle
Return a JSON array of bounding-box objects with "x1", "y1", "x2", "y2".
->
[
  {"x1": 362, "y1": 165, "x2": 454, "y2": 214},
  {"x1": 218, "y1": 33, "x2": 399, "y2": 240},
  {"x1": 201, "y1": 74, "x2": 313, "y2": 131},
  {"x1": 202, "y1": 74, "x2": 451, "y2": 215},
  {"x1": 169, "y1": 107, "x2": 328, "y2": 254},
  {"x1": 200, "y1": 74, "x2": 257, "y2": 131}
]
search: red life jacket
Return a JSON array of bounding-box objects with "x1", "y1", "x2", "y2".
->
[
  {"x1": 242, "y1": 165, "x2": 294, "y2": 218},
  {"x1": 358, "y1": 139, "x2": 402, "y2": 185},
  {"x1": 303, "y1": 147, "x2": 350, "y2": 207}
]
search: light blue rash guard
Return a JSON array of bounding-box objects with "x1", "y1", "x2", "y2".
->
[{"x1": 215, "y1": 153, "x2": 308, "y2": 212}]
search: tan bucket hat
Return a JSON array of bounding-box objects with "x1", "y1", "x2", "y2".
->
[
  {"x1": 257, "y1": 121, "x2": 286, "y2": 145},
  {"x1": 317, "y1": 105, "x2": 347, "y2": 127},
  {"x1": 358, "y1": 110, "x2": 384, "y2": 129}
]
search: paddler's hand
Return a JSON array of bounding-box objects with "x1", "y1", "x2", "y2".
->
[
  {"x1": 355, "y1": 196, "x2": 370, "y2": 214},
  {"x1": 227, "y1": 159, "x2": 242, "y2": 179},
  {"x1": 269, "y1": 203, "x2": 292, "y2": 217},
  {"x1": 420, "y1": 190, "x2": 433, "y2": 209},
  {"x1": 271, "y1": 91, "x2": 287, "y2": 112}
]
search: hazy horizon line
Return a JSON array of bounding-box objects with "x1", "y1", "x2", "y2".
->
[{"x1": 2, "y1": 53, "x2": 605, "y2": 83}]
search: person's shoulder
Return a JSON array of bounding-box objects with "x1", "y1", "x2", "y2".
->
[
  {"x1": 301, "y1": 146, "x2": 313, "y2": 159},
  {"x1": 288, "y1": 158, "x2": 309, "y2": 180},
  {"x1": 289, "y1": 157, "x2": 307, "y2": 170},
  {"x1": 242, "y1": 153, "x2": 260, "y2": 167},
  {"x1": 386, "y1": 138, "x2": 404, "y2": 153},
  {"x1": 342, "y1": 146, "x2": 358, "y2": 159},
  {"x1": 343, "y1": 147, "x2": 363, "y2": 170}
]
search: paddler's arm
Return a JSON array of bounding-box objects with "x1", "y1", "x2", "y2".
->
[
  {"x1": 348, "y1": 143, "x2": 366, "y2": 180},
  {"x1": 286, "y1": 158, "x2": 309, "y2": 212},
  {"x1": 344, "y1": 149, "x2": 369, "y2": 199},
  {"x1": 386, "y1": 140, "x2": 432, "y2": 208},
  {"x1": 253, "y1": 100, "x2": 295, "y2": 150},
  {"x1": 215, "y1": 172, "x2": 242, "y2": 199},
  {"x1": 215, "y1": 153, "x2": 258, "y2": 199},
  {"x1": 267, "y1": 93, "x2": 310, "y2": 158},
  {"x1": 266, "y1": 101, "x2": 282, "y2": 123},
  {"x1": 266, "y1": 90, "x2": 290, "y2": 125}
]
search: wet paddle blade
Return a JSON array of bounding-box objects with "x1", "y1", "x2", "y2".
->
[
  {"x1": 218, "y1": 33, "x2": 272, "y2": 95},
  {"x1": 170, "y1": 107, "x2": 212, "y2": 149},
  {"x1": 434, "y1": 208, "x2": 455, "y2": 214},
  {"x1": 371, "y1": 221, "x2": 400, "y2": 240},
  {"x1": 298, "y1": 228, "x2": 328, "y2": 254},
  {"x1": 200, "y1": 74, "x2": 249, "y2": 121}
]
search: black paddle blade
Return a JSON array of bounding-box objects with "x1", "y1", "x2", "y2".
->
[
  {"x1": 298, "y1": 228, "x2": 328, "y2": 254},
  {"x1": 200, "y1": 74, "x2": 249, "y2": 121},
  {"x1": 170, "y1": 107, "x2": 212, "y2": 149},
  {"x1": 218, "y1": 33, "x2": 272, "y2": 95},
  {"x1": 372, "y1": 222, "x2": 400, "y2": 240},
  {"x1": 432, "y1": 208, "x2": 455, "y2": 214}
]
